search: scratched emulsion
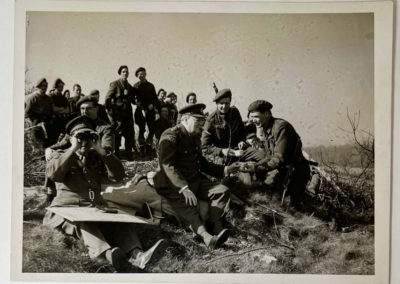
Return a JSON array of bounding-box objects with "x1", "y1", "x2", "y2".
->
[{"x1": 25, "y1": 12, "x2": 373, "y2": 147}]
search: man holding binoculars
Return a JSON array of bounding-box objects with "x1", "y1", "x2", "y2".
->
[{"x1": 44, "y1": 116, "x2": 163, "y2": 272}]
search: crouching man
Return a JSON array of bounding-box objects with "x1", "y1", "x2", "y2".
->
[
  {"x1": 153, "y1": 104, "x2": 240, "y2": 249},
  {"x1": 243, "y1": 100, "x2": 311, "y2": 207},
  {"x1": 43, "y1": 116, "x2": 163, "y2": 272}
]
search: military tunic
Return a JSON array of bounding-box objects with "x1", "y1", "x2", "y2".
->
[
  {"x1": 133, "y1": 80, "x2": 159, "y2": 145},
  {"x1": 25, "y1": 90, "x2": 53, "y2": 148},
  {"x1": 153, "y1": 124, "x2": 230, "y2": 232},
  {"x1": 43, "y1": 148, "x2": 141, "y2": 258},
  {"x1": 201, "y1": 107, "x2": 245, "y2": 156},
  {"x1": 245, "y1": 117, "x2": 310, "y2": 203},
  {"x1": 105, "y1": 79, "x2": 137, "y2": 153}
]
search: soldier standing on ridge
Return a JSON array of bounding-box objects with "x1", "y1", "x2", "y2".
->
[
  {"x1": 105, "y1": 65, "x2": 137, "y2": 160},
  {"x1": 24, "y1": 78, "x2": 53, "y2": 150},
  {"x1": 133, "y1": 67, "x2": 160, "y2": 151}
]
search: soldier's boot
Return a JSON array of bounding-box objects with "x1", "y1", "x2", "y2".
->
[{"x1": 105, "y1": 247, "x2": 131, "y2": 272}]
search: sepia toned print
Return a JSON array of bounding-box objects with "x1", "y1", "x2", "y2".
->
[{"x1": 12, "y1": 1, "x2": 393, "y2": 283}]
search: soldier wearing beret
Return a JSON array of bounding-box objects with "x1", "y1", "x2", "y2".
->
[
  {"x1": 164, "y1": 92, "x2": 178, "y2": 126},
  {"x1": 25, "y1": 78, "x2": 53, "y2": 150},
  {"x1": 153, "y1": 104, "x2": 241, "y2": 249},
  {"x1": 49, "y1": 78, "x2": 71, "y2": 144},
  {"x1": 133, "y1": 67, "x2": 160, "y2": 150},
  {"x1": 43, "y1": 116, "x2": 163, "y2": 272},
  {"x1": 105, "y1": 65, "x2": 138, "y2": 159},
  {"x1": 246, "y1": 100, "x2": 311, "y2": 206},
  {"x1": 201, "y1": 89, "x2": 246, "y2": 164}
]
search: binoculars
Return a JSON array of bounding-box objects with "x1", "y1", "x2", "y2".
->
[{"x1": 75, "y1": 131, "x2": 99, "y2": 141}]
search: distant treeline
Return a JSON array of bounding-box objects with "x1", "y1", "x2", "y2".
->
[{"x1": 304, "y1": 144, "x2": 371, "y2": 168}]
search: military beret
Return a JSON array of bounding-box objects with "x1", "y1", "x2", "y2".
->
[
  {"x1": 76, "y1": 95, "x2": 98, "y2": 108},
  {"x1": 166, "y1": 92, "x2": 177, "y2": 98},
  {"x1": 65, "y1": 115, "x2": 96, "y2": 135},
  {"x1": 118, "y1": 65, "x2": 128, "y2": 75},
  {"x1": 213, "y1": 88, "x2": 232, "y2": 102},
  {"x1": 89, "y1": 89, "x2": 100, "y2": 96},
  {"x1": 248, "y1": 100, "x2": 273, "y2": 113},
  {"x1": 186, "y1": 92, "x2": 197, "y2": 103},
  {"x1": 135, "y1": 67, "x2": 146, "y2": 77},
  {"x1": 179, "y1": 103, "x2": 206, "y2": 119},
  {"x1": 53, "y1": 78, "x2": 65, "y2": 88},
  {"x1": 35, "y1": 78, "x2": 47, "y2": 88}
]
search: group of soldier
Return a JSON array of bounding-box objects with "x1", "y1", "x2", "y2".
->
[{"x1": 25, "y1": 65, "x2": 312, "y2": 272}]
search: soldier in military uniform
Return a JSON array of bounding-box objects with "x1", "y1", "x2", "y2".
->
[
  {"x1": 164, "y1": 92, "x2": 178, "y2": 126},
  {"x1": 49, "y1": 78, "x2": 71, "y2": 145},
  {"x1": 153, "y1": 104, "x2": 240, "y2": 249},
  {"x1": 69, "y1": 84, "x2": 84, "y2": 118},
  {"x1": 45, "y1": 95, "x2": 116, "y2": 203},
  {"x1": 133, "y1": 67, "x2": 160, "y2": 149},
  {"x1": 245, "y1": 100, "x2": 311, "y2": 206},
  {"x1": 154, "y1": 105, "x2": 173, "y2": 143},
  {"x1": 43, "y1": 116, "x2": 163, "y2": 272},
  {"x1": 105, "y1": 65, "x2": 137, "y2": 159},
  {"x1": 88, "y1": 89, "x2": 110, "y2": 124},
  {"x1": 25, "y1": 78, "x2": 53, "y2": 150},
  {"x1": 201, "y1": 89, "x2": 246, "y2": 165}
]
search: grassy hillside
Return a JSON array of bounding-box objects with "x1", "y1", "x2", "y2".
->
[{"x1": 22, "y1": 155, "x2": 374, "y2": 274}]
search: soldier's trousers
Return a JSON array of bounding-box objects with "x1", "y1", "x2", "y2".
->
[
  {"x1": 44, "y1": 211, "x2": 141, "y2": 259},
  {"x1": 134, "y1": 108, "x2": 156, "y2": 145},
  {"x1": 156, "y1": 178, "x2": 230, "y2": 233},
  {"x1": 115, "y1": 117, "x2": 136, "y2": 153}
]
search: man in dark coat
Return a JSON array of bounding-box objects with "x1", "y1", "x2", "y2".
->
[
  {"x1": 69, "y1": 83, "x2": 84, "y2": 118},
  {"x1": 245, "y1": 100, "x2": 311, "y2": 206},
  {"x1": 164, "y1": 92, "x2": 178, "y2": 126},
  {"x1": 154, "y1": 104, "x2": 172, "y2": 143},
  {"x1": 88, "y1": 89, "x2": 110, "y2": 124},
  {"x1": 201, "y1": 89, "x2": 246, "y2": 165},
  {"x1": 133, "y1": 67, "x2": 160, "y2": 149},
  {"x1": 43, "y1": 116, "x2": 163, "y2": 272},
  {"x1": 25, "y1": 78, "x2": 53, "y2": 150},
  {"x1": 153, "y1": 104, "x2": 240, "y2": 249},
  {"x1": 49, "y1": 78, "x2": 71, "y2": 145},
  {"x1": 105, "y1": 65, "x2": 137, "y2": 159}
]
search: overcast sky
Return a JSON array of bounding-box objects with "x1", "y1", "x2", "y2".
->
[{"x1": 25, "y1": 12, "x2": 374, "y2": 147}]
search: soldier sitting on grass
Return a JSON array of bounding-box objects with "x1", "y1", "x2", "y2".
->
[
  {"x1": 43, "y1": 116, "x2": 164, "y2": 272},
  {"x1": 153, "y1": 104, "x2": 241, "y2": 249}
]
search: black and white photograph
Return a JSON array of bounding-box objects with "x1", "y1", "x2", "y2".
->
[{"x1": 10, "y1": 0, "x2": 393, "y2": 283}]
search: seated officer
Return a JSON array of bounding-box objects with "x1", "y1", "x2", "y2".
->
[
  {"x1": 43, "y1": 116, "x2": 163, "y2": 272},
  {"x1": 153, "y1": 104, "x2": 240, "y2": 249},
  {"x1": 201, "y1": 89, "x2": 246, "y2": 165},
  {"x1": 244, "y1": 100, "x2": 311, "y2": 206}
]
